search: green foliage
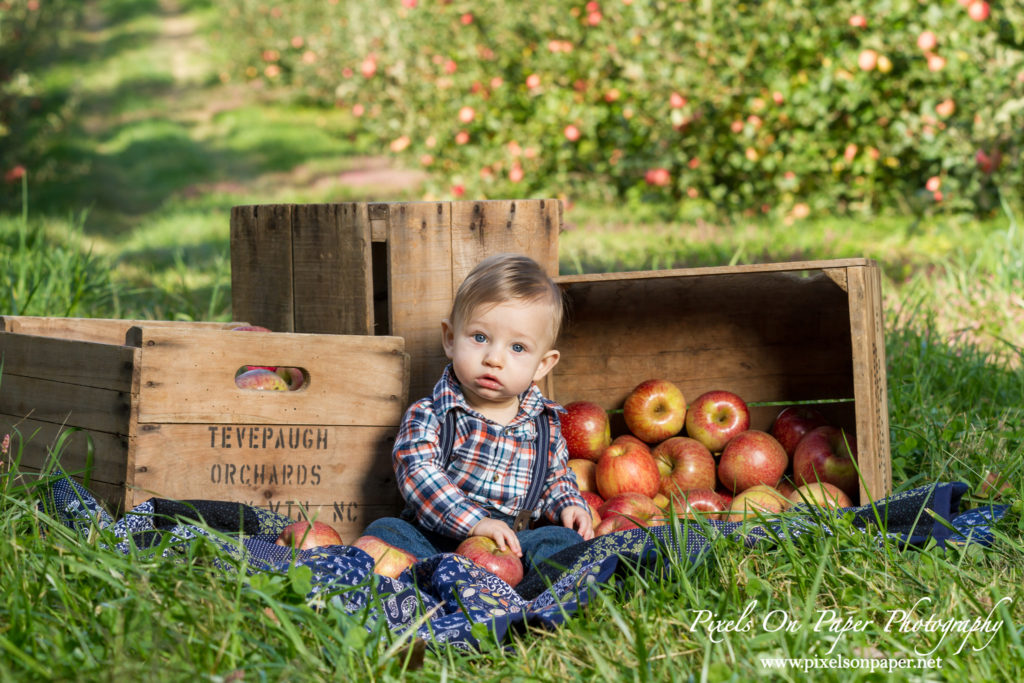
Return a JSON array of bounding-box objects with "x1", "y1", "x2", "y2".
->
[{"x1": 215, "y1": 0, "x2": 1023, "y2": 218}]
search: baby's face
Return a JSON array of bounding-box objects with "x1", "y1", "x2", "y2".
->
[{"x1": 443, "y1": 298, "x2": 559, "y2": 417}]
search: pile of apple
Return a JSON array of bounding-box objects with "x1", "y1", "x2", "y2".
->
[
  {"x1": 231, "y1": 325, "x2": 306, "y2": 391},
  {"x1": 562, "y1": 379, "x2": 859, "y2": 534}
]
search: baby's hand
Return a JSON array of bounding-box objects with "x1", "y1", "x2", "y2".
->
[
  {"x1": 469, "y1": 518, "x2": 522, "y2": 556},
  {"x1": 561, "y1": 505, "x2": 595, "y2": 541}
]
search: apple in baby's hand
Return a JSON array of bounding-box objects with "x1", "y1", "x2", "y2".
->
[
  {"x1": 455, "y1": 536, "x2": 524, "y2": 587},
  {"x1": 787, "y1": 482, "x2": 853, "y2": 510},
  {"x1": 275, "y1": 520, "x2": 344, "y2": 550},
  {"x1": 770, "y1": 406, "x2": 829, "y2": 456},
  {"x1": 684, "y1": 390, "x2": 750, "y2": 453},
  {"x1": 652, "y1": 436, "x2": 717, "y2": 498},
  {"x1": 567, "y1": 458, "x2": 599, "y2": 493},
  {"x1": 724, "y1": 484, "x2": 790, "y2": 522},
  {"x1": 595, "y1": 441, "x2": 661, "y2": 499},
  {"x1": 667, "y1": 488, "x2": 727, "y2": 521},
  {"x1": 562, "y1": 401, "x2": 612, "y2": 461},
  {"x1": 623, "y1": 379, "x2": 687, "y2": 444},
  {"x1": 236, "y1": 368, "x2": 289, "y2": 391},
  {"x1": 717, "y1": 430, "x2": 788, "y2": 494},
  {"x1": 792, "y1": 425, "x2": 859, "y2": 500},
  {"x1": 352, "y1": 535, "x2": 418, "y2": 578}
]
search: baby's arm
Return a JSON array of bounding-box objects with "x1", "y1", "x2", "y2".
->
[{"x1": 393, "y1": 404, "x2": 489, "y2": 538}]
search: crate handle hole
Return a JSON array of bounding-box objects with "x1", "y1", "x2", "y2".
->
[{"x1": 234, "y1": 366, "x2": 309, "y2": 391}]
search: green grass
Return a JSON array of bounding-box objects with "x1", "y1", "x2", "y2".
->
[{"x1": 1, "y1": 0, "x2": 1023, "y2": 680}]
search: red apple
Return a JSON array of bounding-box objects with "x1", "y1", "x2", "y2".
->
[
  {"x1": 567, "y1": 458, "x2": 599, "y2": 493},
  {"x1": 792, "y1": 426, "x2": 859, "y2": 500},
  {"x1": 612, "y1": 433, "x2": 652, "y2": 453},
  {"x1": 275, "y1": 520, "x2": 344, "y2": 550},
  {"x1": 275, "y1": 366, "x2": 306, "y2": 390},
  {"x1": 715, "y1": 486, "x2": 734, "y2": 508},
  {"x1": 455, "y1": 535, "x2": 524, "y2": 587},
  {"x1": 787, "y1": 482, "x2": 853, "y2": 509},
  {"x1": 561, "y1": 401, "x2": 612, "y2": 461},
  {"x1": 235, "y1": 368, "x2": 289, "y2": 391},
  {"x1": 667, "y1": 488, "x2": 727, "y2": 521},
  {"x1": 580, "y1": 490, "x2": 604, "y2": 526},
  {"x1": 724, "y1": 484, "x2": 790, "y2": 522},
  {"x1": 352, "y1": 535, "x2": 418, "y2": 578},
  {"x1": 776, "y1": 476, "x2": 797, "y2": 500},
  {"x1": 717, "y1": 430, "x2": 788, "y2": 494},
  {"x1": 652, "y1": 436, "x2": 717, "y2": 497},
  {"x1": 595, "y1": 492, "x2": 661, "y2": 534},
  {"x1": 967, "y1": 0, "x2": 989, "y2": 21},
  {"x1": 623, "y1": 379, "x2": 687, "y2": 444},
  {"x1": 595, "y1": 441, "x2": 661, "y2": 499},
  {"x1": 684, "y1": 390, "x2": 750, "y2": 453},
  {"x1": 770, "y1": 406, "x2": 829, "y2": 456}
]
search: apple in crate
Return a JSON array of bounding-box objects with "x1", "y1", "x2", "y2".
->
[
  {"x1": 275, "y1": 520, "x2": 344, "y2": 550},
  {"x1": 684, "y1": 390, "x2": 750, "y2": 453},
  {"x1": 787, "y1": 482, "x2": 853, "y2": 510},
  {"x1": 717, "y1": 430, "x2": 788, "y2": 494},
  {"x1": 792, "y1": 426, "x2": 859, "y2": 500},
  {"x1": 455, "y1": 536, "x2": 524, "y2": 587},
  {"x1": 595, "y1": 492, "x2": 662, "y2": 535},
  {"x1": 667, "y1": 488, "x2": 727, "y2": 521},
  {"x1": 623, "y1": 378, "x2": 687, "y2": 444},
  {"x1": 276, "y1": 366, "x2": 306, "y2": 391},
  {"x1": 612, "y1": 433, "x2": 652, "y2": 454},
  {"x1": 724, "y1": 485, "x2": 790, "y2": 522},
  {"x1": 567, "y1": 458, "x2": 598, "y2": 493},
  {"x1": 351, "y1": 535, "x2": 418, "y2": 578},
  {"x1": 652, "y1": 436, "x2": 717, "y2": 498},
  {"x1": 770, "y1": 406, "x2": 829, "y2": 456},
  {"x1": 236, "y1": 368, "x2": 289, "y2": 391},
  {"x1": 562, "y1": 401, "x2": 612, "y2": 461},
  {"x1": 595, "y1": 440, "x2": 661, "y2": 499}
]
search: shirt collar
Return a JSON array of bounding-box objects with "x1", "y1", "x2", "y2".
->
[{"x1": 432, "y1": 364, "x2": 559, "y2": 424}]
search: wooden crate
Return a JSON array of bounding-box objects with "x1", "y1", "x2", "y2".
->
[
  {"x1": 0, "y1": 316, "x2": 410, "y2": 539},
  {"x1": 548, "y1": 258, "x2": 890, "y2": 505},
  {"x1": 230, "y1": 199, "x2": 561, "y2": 403}
]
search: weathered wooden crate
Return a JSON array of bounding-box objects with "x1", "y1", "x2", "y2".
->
[
  {"x1": 0, "y1": 316, "x2": 409, "y2": 539},
  {"x1": 230, "y1": 199, "x2": 561, "y2": 402},
  {"x1": 548, "y1": 258, "x2": 890, "y2": 505}
]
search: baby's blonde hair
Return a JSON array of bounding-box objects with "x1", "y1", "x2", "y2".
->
[{"x1": 449, "y1": 253, "x2": 563, "y2": 345}]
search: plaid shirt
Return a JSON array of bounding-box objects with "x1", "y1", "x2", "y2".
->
[{"x1": 393, "y1": 365, "x2": 588, "y2": 539}]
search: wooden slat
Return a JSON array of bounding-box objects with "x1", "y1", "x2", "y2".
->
[
  {"x1": 127, "y1": 326, "x2": 409, "y2": 426},
  {"x1": 128, "y1": 423, "x2": 403, "y2": 540},
  {"x1": 0, "y1": 415, "x2": 130, "y2": 486},
  {"x1": 553, "y1": 258, "x2": 874, "y2": 285},
  {"x1": 0, "y1": 316, "x2": 244, "y2": 344},
  {"x1": 230, "y1": 204, "x2": 295, "y2": 332},
  {"x1": 449, "y1": 199, "x2": 561, "y2": 285},
  {"x1": 384, "y1": 201, "x2": 455, "y2": 403},
  {"x1": 0, "y1": 374, "x2": 130, "y2": 433},
  {"x1": 291, "y1": 203, "x2": 375, "y2": 335},
  {"x1": 846, "y1": 263, "x2": 892, "y2": 504},
  {"x1": 0, "y1": 331, "x2": 136, "y2": 391}
]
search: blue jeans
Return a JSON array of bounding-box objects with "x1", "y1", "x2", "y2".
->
[{"x1": 361, "y1": 515, "x2": 584, "y2": 576}]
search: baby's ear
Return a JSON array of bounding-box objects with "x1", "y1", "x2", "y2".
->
[
  {"x1": 533, "y1": 348, "x2": 560, "y2": 382},
  {"x1": 441, "y1": 319, "x2": 455, "y2": 359}
]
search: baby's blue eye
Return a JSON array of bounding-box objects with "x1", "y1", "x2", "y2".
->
[
  {"x1": 473, "y1": 333, "x2": 487, "y2": 343},
  {"x1": 511, "y1": 343, "x2": 525, "y2": 353}
]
